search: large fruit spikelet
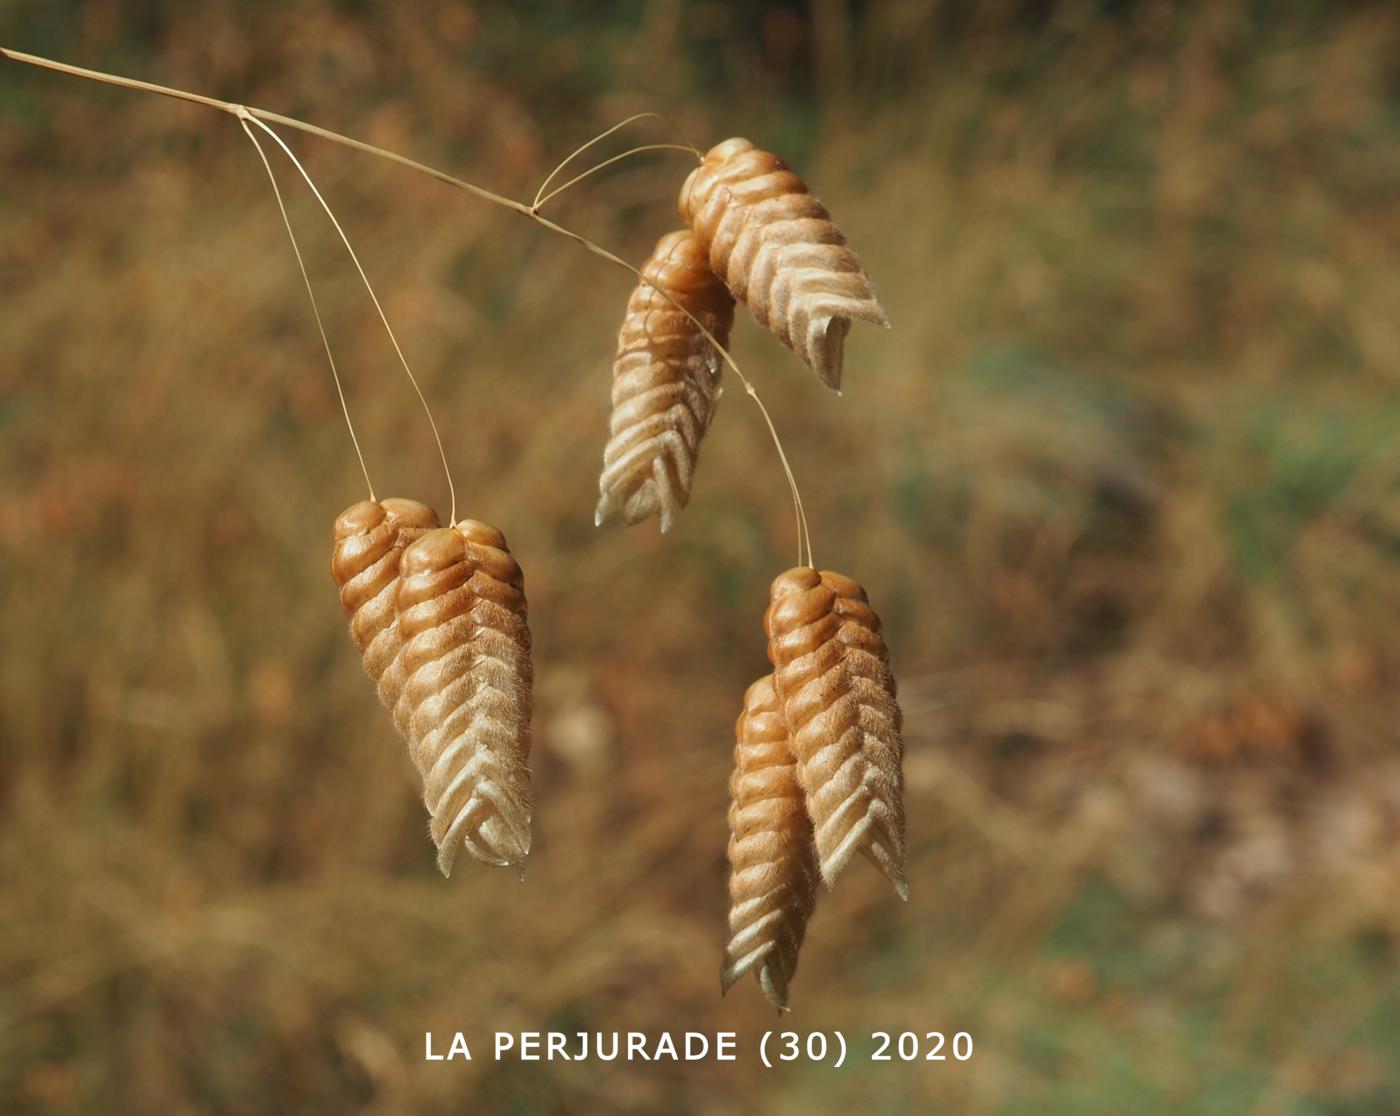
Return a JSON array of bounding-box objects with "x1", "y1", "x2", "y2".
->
[
  {"x1": 1, "y1": 54, "x2": 911, "y2": 1008},
  {"x1": 395, "y1": 521, "x2": 534, "y2": 877},
  {"x1": 330, "y1": 498, "x2": 442, "y2": 739},
  {"x1": 595, "y1": 228, "x2": 735, "y2": 533},
  {"x1": 679, "y1": 137, "x2": 889, "y2": 392},
  {"x1": 306, "y1": 125, "x2": 902, "y2": 1007},
  {"x1": 764, "y1": 567, "x2": 907, "y2": 899},
  {"x1": 331, "y1": 501, "x2": 533, "y2": 877},
  {"x1": 721, "y1": 673, "x2": 819, "y2": 1012}
]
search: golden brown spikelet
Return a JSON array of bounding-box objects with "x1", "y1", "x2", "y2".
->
[
  {"x1": 765, "y1": 567, "x2": 907, "y2": 898},
  {"x1": 721, "y1": 673, "x2": 819, "y2": 1012},
  {"x1": 596, "y1": 229, "x2": 735, "y2": 533},
  {"x1": 330, "y1": 497, "x2": 441, "y2": 738},
  {"x1": 678, "y1": 137, "x2": 889, "y2": 392},
  {"x1": 396, "y1": 520, "x2": 534, "y2": 876}
]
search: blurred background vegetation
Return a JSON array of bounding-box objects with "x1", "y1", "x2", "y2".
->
[{"x1": 3, "y1": 1, "x2": 1399, "y2": 1112}]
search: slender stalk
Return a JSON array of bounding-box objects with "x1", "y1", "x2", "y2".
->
[
  {"x1": 1, "y1": 46, "x2": 233, "y2": 112},
  {"x1": 534, "y1": 144, "x2": 702, "y2": 211},
  {"x1": 239, "y1": 118, "x2": 375, "y2": 501},
  {"x1": 533, "y1": 111, "x2": 701, "y2": 209},
  {"x1": 246, "y1": 114, "x2": 458, "y2": 526},
  {"x1": 1, "y1": 45, "x2": 814, "y2": 567}
]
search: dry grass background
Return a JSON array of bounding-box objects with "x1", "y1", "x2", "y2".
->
[{"x1": 3, "y1": 1, "x2": 1399, "y2": 1112}]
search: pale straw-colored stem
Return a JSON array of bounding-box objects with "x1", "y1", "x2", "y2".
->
[
  {"x1": 533, "y1": 144, "x2": 702, "y2": 211},
  {"x1": 532, "y1": 111, "x2": 701, "y2": 208},
  {"x1": 244, "y1": 114, "x2": 458, "y2": 526},
  {"x1": 1, "y1": 46, "x2": 814, "y2": 567},
  {"x1": 239, "y1": 117, "x2": 375, "y2": 501}
]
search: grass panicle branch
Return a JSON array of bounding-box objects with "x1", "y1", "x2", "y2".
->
[
  {"x1": 239, "y1": 117, "x2": 375, "y2": 501},
  {"x1": 1, "y1": 45, "x2": 812, "y2": 565},
  {"x1": 243, "y1": 113, "x2": 459, "y2": 526},
  {"x1": 531, "y1": 110, "x2": 702, "y2": 209},
  {"x1": 534, "y1": 144, "x2": 702, "y2": 211}
]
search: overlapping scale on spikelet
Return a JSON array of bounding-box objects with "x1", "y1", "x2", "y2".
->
[
  {"x1": 679, "y1": 137, "x2": 888, "y2": 392},
  {"x1": 396, "y1": 521, "x2": 533, "y2": 875},
  {"x1": 721, "y1": 673, "x2": 819, "y2": 1011},
  {"x1": 596, "y1": 229, "x2": 735, "y2": 532},
  {"x1": 330, "y1": 498, "x2": 441, "y2": 738},
  {"x1": 765, "y1": 567, "x2": 907, "y2": 897}
]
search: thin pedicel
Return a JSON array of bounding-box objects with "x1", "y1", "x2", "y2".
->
[
  {"x1": 1, "y1": 46, "x2": 814, "y2": 569},
  {"x1": 531, "y1": 110, "x2": 702, "y2": 210},
  {"x1": 240, "y1": 116, "x2": 375, "y2": 502},
  {"x1": 243, "y1": 112, "x2": 459, "y2": 526}
]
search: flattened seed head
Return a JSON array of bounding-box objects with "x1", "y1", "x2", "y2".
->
[
  {"x1": 380, "y1": 497, "x2": 439, "y2": 530},
  {"x1": 332, "y1": 496, "x2": 439, "y2": 542},
  {"x1": 333, "y1": 498, "x2": 387, "y2": 541},
  {"x1": 454, "y1": 518, "x2": 509, "y2": 551},
  {"x1": 770, "y1": 566, "x2": 823, "y2": 599},
  {"x1": 678, "y1": 138, "x2": 763, "y2": 224},
  {"x1": 706, "y1": 137, "x2": 758, "y2": 163},
  {"x1": 400, "y1": 526, "x2": 467, "y2": 576},
  {"x1": 818, "y1": 569, "x2": 867, "y2": 602}
]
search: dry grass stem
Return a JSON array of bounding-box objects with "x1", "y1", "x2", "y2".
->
[
  {"x1": 534, "y1": 145, "x2": 702, "y2": 210},
  {"x1": 244, "y1": 115, "x2": 459, "y2": 525},
  {"x1": 240, "y1": 118, "x2": 375, "y2": 499},
  {"x1": 0, "y1": 46, "x2": 816, "y2": 567},
  {"x1": 531, "y1": 110, "x2": 701, "y2": 209}
]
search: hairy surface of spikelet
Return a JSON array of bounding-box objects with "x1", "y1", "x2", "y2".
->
[
  {"x1": 396, "y1": 521, "x2": 533, "y2": 875},
  {"x1": 678, "y1": 137, "x2": 888, "y2": 392},
  {"x1": 765, "y1": 567, "x2": 907, "y2": 897},
  {"x1": 330, "y1": 498, "x2": 441, "y2": 737},
  {"x1": 596, "y1": 229, "x2": 735, "y2": 532},
  {"x1": 721, "y1": 673, "x2": 819, "y2": 1012}
]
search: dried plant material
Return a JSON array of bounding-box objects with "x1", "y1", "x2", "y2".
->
[
  {"x1": 721, "y1": 673, "x2": 819, "y2": 1012},
  {"x1": 595, "y1": 229, "x2": 735, "y2": 532},
  {"x1": 330, "y1": 497, "x2": 442, "y2": 738},
  {"x1": 679, "y1": 138, "x2": 888, "y2": 392},
  {"x1": 1182, "y1": 696, "x2": 1322, "y2": 769},
  {"x1": 765, "y1": 567, "x2": 907, "y2": 897},
  {"x1": 396, "y1": 521, "x2": 533, "y2": 876}
]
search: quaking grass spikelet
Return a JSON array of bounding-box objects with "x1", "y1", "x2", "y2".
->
[
  {"x1": 765, "y1": 568, "x2": 907, "y2": 898},
  {"x1": 721, "y1": 673, "x2": 819, "y2": 1012},
  {"x1": 679, "y1": 138, "x2": 888, "y2": 392},
  {"x1": 396, "y1": 521, "x2": 533, "y2": 876},
  {"x1": 596, "y1": 229, "x2": 735, "y2": 532},
  {"x1": 330, "y1": 498, "x2": 442, "y2": 738}
]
